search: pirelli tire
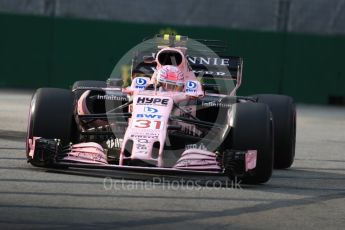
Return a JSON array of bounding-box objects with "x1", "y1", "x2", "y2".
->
[
  {"x1": 26, "y1": 88, "x2": 77, "y2": 166},
  {"x1": 253, "y1": 94, "x2": 296, "y2": 169},
  {"x1": 228, "y1": 102, "x2": 274, "y2": 184},
  {"x1": 72, "y1": 80, "x2": 107, "y2": 98}
]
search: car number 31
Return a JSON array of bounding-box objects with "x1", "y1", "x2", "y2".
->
[{"x1": 132, "y1": 119, "x2": 164, "y2": 130}]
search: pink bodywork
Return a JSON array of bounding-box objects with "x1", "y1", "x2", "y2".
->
[
  {"x1": 64, "y1": 142, "x2": 108, "y2": 164},
  {"x1": 27, "y1": 137, "x2": 40, "y2": 158},
  {"x1": 28, "y1": 88, "x2": 257, "y2": 172},
  {"x1": 119, "y1": 81, "x2": 204, "y2": 168},
  {"x1": 174, "y1": 149, "x2": 221, "y2": 171},
  {"x1": 120, "y1": 93, "x2": 173, "y2": 167},
  {"x1": 27, "y1": 46, "x2": 254, "y2": 172},
  {"x1": 245, "y1": 150, "x2": 257, "y2": 172},
  {"x1": 150, "y1": 47, "x2": 198, "y2": 85}
]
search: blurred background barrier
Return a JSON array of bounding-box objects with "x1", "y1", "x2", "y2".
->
[{"x1": 0, "y1": 0, "x2": 344, "y2": 104}]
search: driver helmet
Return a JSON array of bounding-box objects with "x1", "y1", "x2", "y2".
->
[{"x1": 157, "y1": 65, "x2": 184, "y2": 92}]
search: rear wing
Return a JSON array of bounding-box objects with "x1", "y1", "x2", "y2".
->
[
  {"x1": 129, "y1": 34, "x2": 244, "y2": 95},
  {"x1": 132, "y1": 51, "x2": 243, "y2": 95}
]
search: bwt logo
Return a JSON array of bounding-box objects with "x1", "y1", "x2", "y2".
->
[
  {"x1": 137, "y1": 97, "x2": 169, "y2": 106},
  {"x1": 144, "y1": 107, "x2": 158, "y2": 113},
  {"x1": 136, "y1": 114, "x2": 162, "y2": 119},
  {"x1": 135, "y1": 77, "x2": 147, "y2": 86},
  {"x1": 135, "y1": 77, "x2": 147, "y2": 89},
  {"x1": 186, "y1": 81, "x2": 197, "y2": 92},
  {"x1": 187, "y1": 81, "x2": 197, "y2": 89}
]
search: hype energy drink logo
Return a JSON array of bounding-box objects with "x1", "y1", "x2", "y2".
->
[
  {"x1": 185, "y1": 81, "x2": 197, "y2": 93},
  {"x1": 136, "y1": 97, "x2": 169, "y2": 106}
]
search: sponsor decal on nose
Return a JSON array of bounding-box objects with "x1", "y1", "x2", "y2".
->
[{"x1": 144, "y1": 107, "x2": 158, "y2": 113}]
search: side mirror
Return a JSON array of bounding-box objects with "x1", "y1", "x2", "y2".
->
[{"x1": 143, "y1": 56, "x2": 156, "y2": 64}]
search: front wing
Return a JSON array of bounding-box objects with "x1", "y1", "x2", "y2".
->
[{"x1": 28, "y1": 138, "x2": 257, "y2": 178}]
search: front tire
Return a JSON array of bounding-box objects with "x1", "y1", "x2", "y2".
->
[
  {"x1": 224, "y1": 102, "x2": 274, "y2": 184},
  {"x1": 26, "y1": 88, "x2": 76, "y2": 166}
]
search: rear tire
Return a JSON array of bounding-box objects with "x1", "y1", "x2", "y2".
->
[
  {"x1": 224, "y1": 102, "x2": 274, "y2": 184},
  {"x1": 253, "y1": 94, "x2": 296, "y2": 169},
  {"x1": 26, "y1": 88, "x2": 76, "y2": 166}
]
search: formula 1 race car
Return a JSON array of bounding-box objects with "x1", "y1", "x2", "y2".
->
[{"x1": 26, "y1": 34, "x2": 296, "y2": 184}]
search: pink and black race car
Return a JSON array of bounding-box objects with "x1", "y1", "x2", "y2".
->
[{"x1": 26, "y1": 34, "x2": 296, "y2": 184}]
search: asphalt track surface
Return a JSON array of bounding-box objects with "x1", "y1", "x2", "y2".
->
[{"x1": 0, "y1": 89, "x2": 344, "y2": 230}]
